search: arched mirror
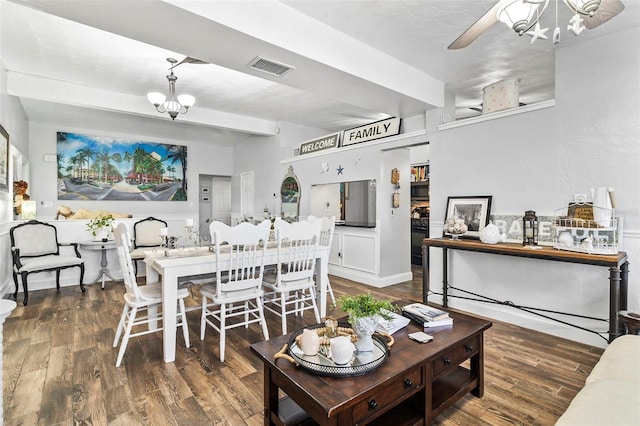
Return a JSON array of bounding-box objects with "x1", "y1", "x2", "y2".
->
[{"x1": 281, "y1": 165, "x2": 300, "y2": 222}]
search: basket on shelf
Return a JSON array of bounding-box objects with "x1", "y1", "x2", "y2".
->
[{"x1": 552, "y1": 203, "x2": 622, "y2": 255}]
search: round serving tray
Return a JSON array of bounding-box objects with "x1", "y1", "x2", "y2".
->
[{"x1": 284, "y1": 323, "x2": 389, "y2": 377}]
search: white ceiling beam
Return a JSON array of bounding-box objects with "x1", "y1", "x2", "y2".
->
[
  {"x1": 7, "y1": 71, "x2": 279, "y2": 136},
  {"x1": 10, "y1": 0, "x2": 444, "y2": 117},
  {"x1": 164, "y1": 0, "x2": 445, "y2": 108}
]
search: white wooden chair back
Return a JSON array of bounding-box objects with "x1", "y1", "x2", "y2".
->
[
  {"x1": 309, "y1": 215, "x2": 335, "y2": 248},
  {"x1": 114, "y1": 223, "x2": 142, "y2": 300},
  {"x1": 210, "y1": 220, "x2": 270, "y2": 300},
  {"x1": 273, "y1": 220, "x2": 321, "y2": 290}
]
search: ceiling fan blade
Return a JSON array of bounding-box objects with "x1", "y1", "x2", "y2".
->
[
  {"x1": 448, "y1": 1, "x2": 503, "y2": 50},
  {"x1": 582, "y1": 0, "x2": 624, "y2": 29}
]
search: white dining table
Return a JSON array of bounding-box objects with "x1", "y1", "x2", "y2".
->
[{"x1": 144, "y1": 244, "x2": 331, "y2": 363}]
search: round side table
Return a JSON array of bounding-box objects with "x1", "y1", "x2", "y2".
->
[{"x1": 79, "y1": 240, "x2": 118, "y2": 289}]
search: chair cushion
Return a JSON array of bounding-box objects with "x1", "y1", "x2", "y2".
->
[
  {"x1": 586, "y1": 334, "x2": 640, "y2": 385},
  {"x1": 16, "y1": 255, "x2": 83, "y2": 273},
  {"x1": 129, "y1": 246, "x2": 163, "y2": 260},
  {"x1": 126, "y1": 282, "x2": 189, "y2": 305}
]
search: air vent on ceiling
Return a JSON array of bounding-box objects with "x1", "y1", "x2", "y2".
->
[{"x1": 248, "y1": 56, "x2": 294, "y2": 77}]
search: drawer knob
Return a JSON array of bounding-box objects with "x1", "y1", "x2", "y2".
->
[
  {"x1": 442, "y1": 357, "x2": 451, "y2": 366},
  {"x1": 368, "y1": 400, "x2": 378, "y2": 410},
  {"x1": 404, "y1": 378, "x2": 413, "y2": 388},
  {"x1": 464, "y1": 344, "x2": 474, "y2": 352}
]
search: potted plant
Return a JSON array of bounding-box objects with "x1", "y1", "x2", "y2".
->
[
  {"x1": 86, "y1": 214, "x2": 115, "y2": 241},
  {"x1": 336, "y1": 293, "x2": 397, "y2": 352}
]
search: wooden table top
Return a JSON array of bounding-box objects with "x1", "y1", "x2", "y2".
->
[
  {"x1": 423, "y1": 238, "x2": 627, "y2": 267},
  {"x1": 250, "y1": 301, "x2": 492, "y2": 417}
]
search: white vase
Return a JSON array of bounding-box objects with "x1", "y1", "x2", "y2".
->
[
  {"x1": 299, "y1": 328, "x2": 320, "y2": 356},
  {"x1": 330, "y1": 336, "x2": 355, "y2": 365},
  {"x1": 351, "y1": 315, "x2": 380, "y2": 352},
  {"x1": 95, "y1": 228, "x2": 111, "y2": 241}
]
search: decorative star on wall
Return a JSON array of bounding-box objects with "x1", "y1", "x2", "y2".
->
[
  {"x1": 526, "y1": 22, "x2": 549, "y2": 44},
  {"x1": 337, "y1": 165, "x2": 344, "y2": 175}
]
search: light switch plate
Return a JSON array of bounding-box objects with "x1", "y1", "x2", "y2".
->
[{"x1": 43, "y1": 154, "x2": 57, "y2": 162}]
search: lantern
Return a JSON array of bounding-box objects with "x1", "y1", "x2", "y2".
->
[{"x1": 522, "y1": 210, "x2": 539, "y2": 246}]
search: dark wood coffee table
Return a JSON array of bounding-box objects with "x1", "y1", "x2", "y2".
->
[{"x1": 250, "y1": 302, "x2": 492, "y2": 425}]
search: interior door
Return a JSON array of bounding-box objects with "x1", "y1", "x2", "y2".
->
[{"x1": 212, "y1": 177, "x2": 231, "y2": 225}]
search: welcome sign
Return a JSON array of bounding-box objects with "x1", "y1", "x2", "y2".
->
[
  {"x1": 298, "y1": 133, "x2": 340, "y2": 155},
  {"x1": 342, "y1": 117, "x2": 401, "y2": 147}
]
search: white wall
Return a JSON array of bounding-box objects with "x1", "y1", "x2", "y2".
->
[
  {"x1": 232, "y1": 121, "x2": 328, "y2": 219},
  {"x1": 427, "y1": 27, "x2": 640, "y2": 348},
  {"x1": 0, "y1": 52, "x2": 31, "y2": 296}
]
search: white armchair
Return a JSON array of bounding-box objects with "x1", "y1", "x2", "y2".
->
[
  {"x1": 129, "y1": 216, "x2": 167, "y2": 274},
  {"x1": 10, "y1": 220, "x2": 85, "y2": 305}
]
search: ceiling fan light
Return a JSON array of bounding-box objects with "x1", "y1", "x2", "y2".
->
[
  {"x1": 564, "y1": 0, "x2": 601, "y2": 16},
  {"x1": 178, "y1": 94, "x2": 195, "y2": 108},
  {"x1": 497, "y1": 0, "x2": 541, "y2": 35},
  {"x1": 147, "y1": 92, "x2": 166, "y2": 107}
]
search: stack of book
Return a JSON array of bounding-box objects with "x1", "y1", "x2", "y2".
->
[{"x1": 401, "y1": 303, "x2": 453, "y2": 328}]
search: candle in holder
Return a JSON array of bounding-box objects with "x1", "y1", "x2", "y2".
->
[
  {"x1": 159, "y1": 227, "x2": 168, "y2": 236},
  {"x1": 185, "y1": 219, "x2": 194, "y2": 227}
]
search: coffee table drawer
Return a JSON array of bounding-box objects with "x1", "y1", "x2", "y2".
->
[
  {"x1": 432, "y1": 335, "x2": 480, "y2": 377},
  {"x1": 352, "y1": 365, "x2": 423, "y2": 423}
]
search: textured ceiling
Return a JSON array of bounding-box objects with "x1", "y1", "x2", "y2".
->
[{"x1": 2, "y1": 0, "x2": 639, "y2": 136}]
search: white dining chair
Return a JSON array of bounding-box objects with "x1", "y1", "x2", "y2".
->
[
  {"x1": 307, "y1": 215, "x2": 336, "y2": 305},
  {"x1": 263, "y1": 220, "x2": 321, "y2": 335},
  {"x1": 112, "y1": 223, "x2": 190, "y2": 367},
  {"x1": 200, "y1": 220, "x2": 271, "y2": 362}
]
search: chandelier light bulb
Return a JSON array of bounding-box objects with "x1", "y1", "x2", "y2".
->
[
  {"x1": 146, "y1": 92, "x2": 166, "y2": 107},
  {"x1": 177, "y1": 94, "x2": 195, "y2": 108}
]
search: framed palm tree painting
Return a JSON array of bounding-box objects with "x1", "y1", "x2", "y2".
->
[{"x1": 56, "y1": 132, "x2": 187, "y2": 201}]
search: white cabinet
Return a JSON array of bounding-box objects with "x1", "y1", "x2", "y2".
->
[{"x1": 328, "y1": 227, "x2": 378, "y2": 283}]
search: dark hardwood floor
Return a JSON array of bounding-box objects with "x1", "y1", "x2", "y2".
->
[{"x1": 3, "y1": 267, "x2": 603, "y2": 425}]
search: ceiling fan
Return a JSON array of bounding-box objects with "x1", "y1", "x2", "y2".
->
[{"x1": 448, "y1": 0, "x2": 625, "y2": 49}]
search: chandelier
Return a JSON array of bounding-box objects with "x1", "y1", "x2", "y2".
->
[{"x1": 147, "y1": 58, "x2": 195, "y2": 120}]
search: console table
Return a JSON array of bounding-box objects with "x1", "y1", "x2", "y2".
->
[
  {"x1": 422, "y1": 238, "x2": 629, "y2": 342},
  {"x1": 251, "y1": 303, "x2": 492, "y2": 425}
]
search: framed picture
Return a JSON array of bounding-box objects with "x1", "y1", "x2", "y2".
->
[
  {"x1": 0, "y1": 124, "x2": 9, "y2": 193},
  {"x1": 200, "y1": 195, "x2": 211, "y2": 203},
  {"x1": 443, "y1": 196, "x2": 492, "y2": 239},
  {"x1": 57, "y1": 131, "x2": 187, "y2": 201},
  {"x1": 200, "y1": 186, "x2": 210, "y2": 194}
]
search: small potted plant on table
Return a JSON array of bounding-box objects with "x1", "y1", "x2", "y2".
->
[
  {"x1": 86, "y1": 214, "x2": 115, "y2": 241},
  {"x1": 336, "y1": 293, "x2": 397, "y2": 352}
]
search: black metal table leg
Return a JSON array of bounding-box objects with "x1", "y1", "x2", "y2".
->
[
  {"x1": 442, "y1": 247, "x2": 449, "y2": 308},
  {"x1": 422, "y1": 243, "x2": 429, "y2": 304},
  {"x1": 608, "y1": 265, "x2": 622, "y2": 342}
]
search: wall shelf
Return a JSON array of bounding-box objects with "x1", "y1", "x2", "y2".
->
[{"x1": 438, "y1": 100, "x2": 556, "y2": 131}]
